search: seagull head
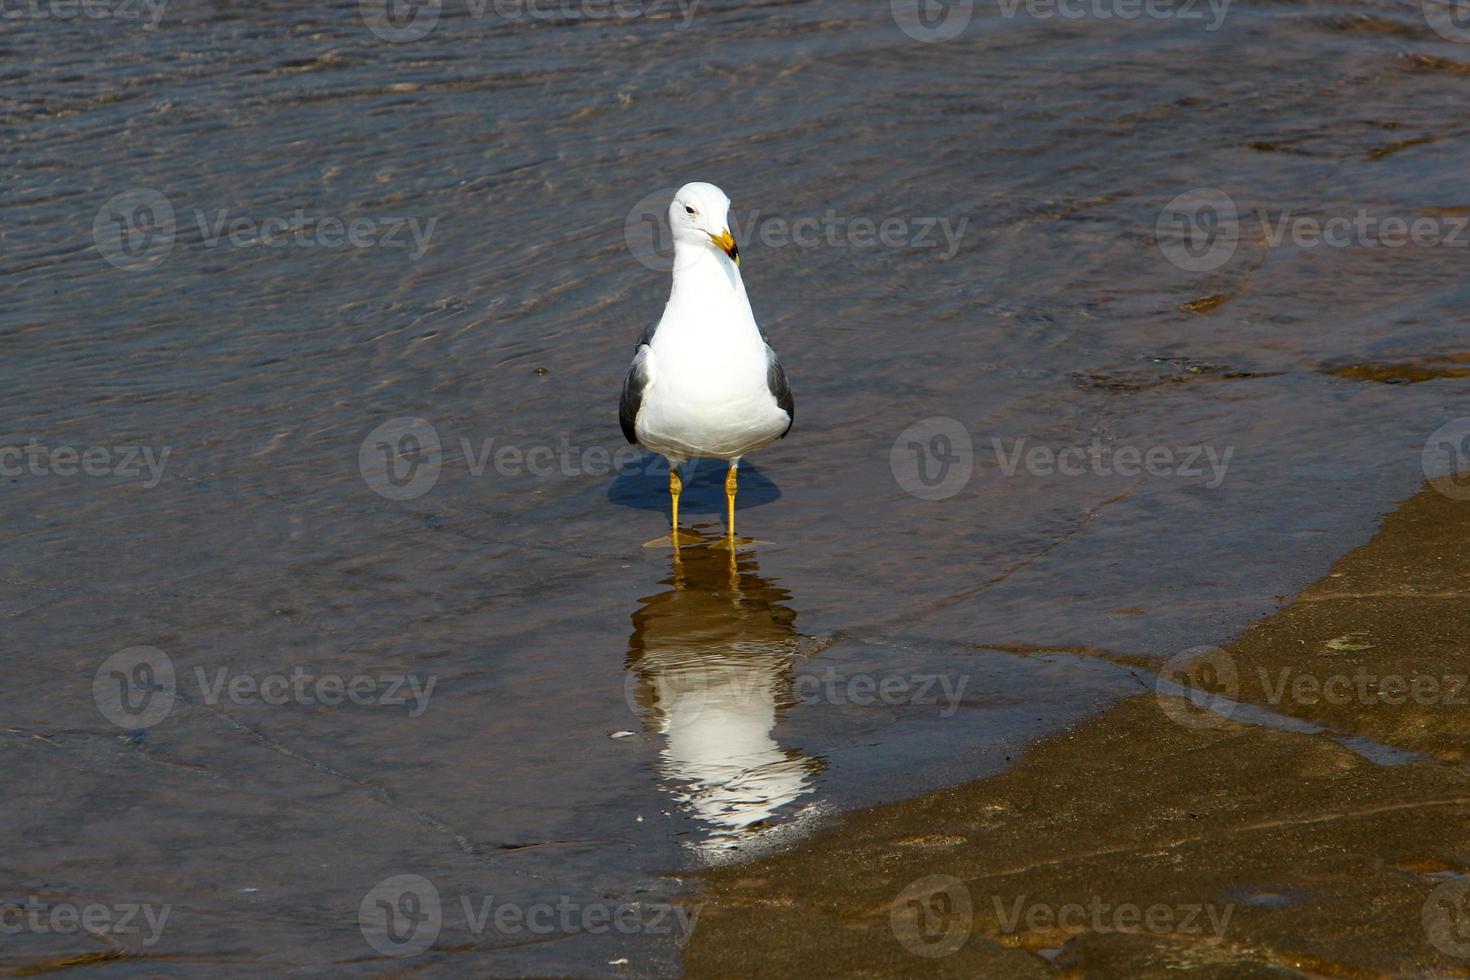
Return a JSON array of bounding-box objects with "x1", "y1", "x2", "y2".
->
[{"x1": 669, "y1": 181, "x2": 739, "y2": 265}]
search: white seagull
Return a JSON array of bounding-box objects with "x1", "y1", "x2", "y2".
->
[{"x1": 620, "y1": 182, "x2": 794, "y2": 547}]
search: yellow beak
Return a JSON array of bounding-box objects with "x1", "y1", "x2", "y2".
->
[{"x1": 709, "y1": 228, "x2": 740, "y2": 264}]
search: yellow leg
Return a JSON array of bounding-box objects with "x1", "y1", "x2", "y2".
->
[
  {"x1": 725, "y1": 466, "x2": 738, "y2": 540},
  {"x1": 645, "y1": 466, "x2": 702, "y2": 549}
]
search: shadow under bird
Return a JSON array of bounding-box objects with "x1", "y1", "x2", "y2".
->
[{"x1": 619, "y1": 182, "x2": 794, "y2": 548}]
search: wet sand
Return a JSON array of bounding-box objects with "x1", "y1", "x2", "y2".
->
[{"x1": 684, "y1": 485, "x2": 1470, "y2": 976}]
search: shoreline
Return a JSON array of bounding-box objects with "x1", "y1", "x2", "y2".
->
[{"x1": 681, "y1": 484, "x2": 1470, "y2": 976}]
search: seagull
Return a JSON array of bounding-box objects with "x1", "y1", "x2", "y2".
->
[{"x1": 619, "y1": 182, "x2": 794, "y2": 547}]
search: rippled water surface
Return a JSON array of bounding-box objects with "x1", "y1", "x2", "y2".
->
[{"x1": 5, "y1": 0, "x2": 1470, "y2": 973}]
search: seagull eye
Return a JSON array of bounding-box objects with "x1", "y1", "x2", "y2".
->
[{"x1": 684, "y1": 206, "x2": 696, "y2": 215}]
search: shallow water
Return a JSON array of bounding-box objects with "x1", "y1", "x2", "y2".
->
[{"x1": 5, "y1": 0, "x2": 1470, "y2": 974}]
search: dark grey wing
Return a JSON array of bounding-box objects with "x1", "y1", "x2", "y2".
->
[
  {"x1": 618, "y1": 324, "x2": 659, "y2": 444},
  {"x1": 765, "y1": 343, "x2": 794, "y2": 438},
  {"x1": 619, "y1": 344, "x2": 652, "y2": 445}
]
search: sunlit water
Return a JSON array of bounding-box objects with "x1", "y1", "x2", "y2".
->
[{"x1": 5, "y1": 0, "x2": 1470, "y2": 973}]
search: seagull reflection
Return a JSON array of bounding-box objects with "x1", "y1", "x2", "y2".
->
[{"x1": 625, "y1": 532, "x2": 822, "y2": 851}]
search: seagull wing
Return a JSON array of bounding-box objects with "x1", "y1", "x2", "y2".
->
[
  {"x1": 765, "y1": 343, "x2": 795, "y2": 438},
  {"x1": 619, "y1": 331, "x2": 656, "y2": 445}
]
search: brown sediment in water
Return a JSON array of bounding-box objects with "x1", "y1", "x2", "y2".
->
[
  {"x1": 681, "y1": 486, "x2": 1470, "y2": 977},
  {"x1": 1069, "y1": 358, "x2": 1279, "y2": 392},
  {"x1": 1179, "y1": 293, "x2": 1229, "y2": 315},
  {"x1": 12, "y1": 951, "x2": 134, "y2": 976},
  {"x1": 1321, "y1": 356, "x2": 1470, "y2": 384},
  {"x1": 1399, "y1": 52, "x2": 1470, "y2": 76}
]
